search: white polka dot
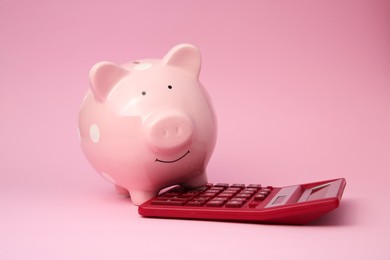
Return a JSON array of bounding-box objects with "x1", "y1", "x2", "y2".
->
[
  {"x1": 100, "y1": 172, "x2": 116, "y2": 184},
  {"x1": 89, "y1": 124, "x2": 100, "y2": 143},
  {"x1": 134, "y1": 63, "x2": 152, "y2": 70}
]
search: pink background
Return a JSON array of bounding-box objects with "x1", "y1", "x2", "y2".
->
[{"x1": 1, "y1": 0, "x2": 389, "y2": 259}]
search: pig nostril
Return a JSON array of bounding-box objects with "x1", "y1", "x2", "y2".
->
[{"x1": 175, "y1": 126, "x2": 181, "y2": 135}]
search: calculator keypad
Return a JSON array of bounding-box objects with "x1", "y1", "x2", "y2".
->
[
  {"x1": 140, "y1": 179, "x2": 346, "y2": 225},
  {"x1": 150, "y1": 184, "x2": 273, "y2": 208}
]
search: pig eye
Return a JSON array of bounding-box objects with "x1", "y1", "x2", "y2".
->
[
  {"x1": 168, "y1": 85, "x2": 172, "y2": 89},
  {"x1": 141, "y1": 91, "x2": 146, "y2": 96}
]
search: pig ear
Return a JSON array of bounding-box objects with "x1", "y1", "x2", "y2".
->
[
  {"x1": 89, "y1": 62, "x2": 129, "y2": 102},
  {"x1": 163, "y1": 44, "x2": 201, "y2": 78}
]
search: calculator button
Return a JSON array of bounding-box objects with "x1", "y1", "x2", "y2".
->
[
  {"x1": 240, "y1": 190, "x2": 255, "y2": 195},
  {"x1": 206, "y1": 200, "x2": 224, "y2": 207},
  {"x1": 151, "y1": 200, "x2": 186, "y2": 206},
  {"x1": 180, "y1": 193, "x2": 196, "y2": 198},
  {"x1": 157, "y1": 196, "x2": 182, "y2": 200},
  {"x1": 231, "y1": 184, "x2": 245, "y2": 189},
  {"x1": 225, "y1": 200, "x2": 244, "y2": 208},
  {"x1": 223, "y1": 189, "x2": 238, "y2": 193},
  {"x1": 243, "y1": 188, "x2": 257, "y2": 192},
  {"x1": 231, "y1": 197, "x2": 247, "y2": 202},
  {"x1": 215, "y1": 183, "x2": 229, "y2": 188},
  {"x1": 158, "y1": 197, "x2": 187, "y2": 201},
  {"x1": 254, "y1": 194, "x2": 266, "y2": 201},
  {"x1": 208, "y1": 187, "x2": 225, "y2": 192},
  {"x1": 187, "y1": 201, "x2": 206, "y2": 206},
  {"x1": 202, "y1": 192, "x2": 219, "y2": 197},
  {"x1": 235, "y1": 193, "x2": 252, "y2": 198},
  {"x1": 197, "y1": 196, "x2": 212, "y2": 201},
  {"x1": 212, "y1": 197, "x2": 228, "y2": 202},
  {"x1": 248, "y1": 184, "x2": 262, "y2": 189},
  {"x1": 225, "y1": 188, "x2": 241, "y2": 193},
  {"x1": 156, "y1": 196, "x2": 174, "y2": 200},
  {"x1": 218, "y1": 192, "x2": 235, "y2": 198}
]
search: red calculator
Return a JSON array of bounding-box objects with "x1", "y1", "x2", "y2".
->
[{"x1": 138, "y1": 178, "x2": 346, "y2": 224}]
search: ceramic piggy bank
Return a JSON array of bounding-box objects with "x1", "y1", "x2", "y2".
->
[{"x1": 78, "y1": 44, "x2": 217, "y2": 205}]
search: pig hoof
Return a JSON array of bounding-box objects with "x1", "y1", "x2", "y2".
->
[
  {"x1": 115, "y1": 185, "x2": 130, "y2": 197},
  {"x1": 130, "y1": 190, "x2": 157, "y2": 205}
]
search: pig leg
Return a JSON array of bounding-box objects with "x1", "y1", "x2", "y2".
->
[
  {"x1": 130, "y1": 190, "x2": 158, "y2": 205},
  {"x1": 114, "y1": 185, "x2": 130, "y2": 197},
  {"x1": 182, "y1": 172, "x2": 208, "y2": 188}
]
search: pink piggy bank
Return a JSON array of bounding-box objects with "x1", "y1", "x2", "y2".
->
[{"x1": 78, "y1": 44, "x2": 217, "y2": 205}]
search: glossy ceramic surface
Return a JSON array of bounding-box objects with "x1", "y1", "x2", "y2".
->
[{"x1": 79, "y1": 44, "x2": 217, "y2": 205}]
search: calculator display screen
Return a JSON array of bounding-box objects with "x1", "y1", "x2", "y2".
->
[{"x1": 297, "y1": 180, "x2": 342, "y2": 203}]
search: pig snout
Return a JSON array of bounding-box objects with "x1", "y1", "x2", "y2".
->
[{"x1": 145, "y1": 111, "x2": 193, "y2": 154}]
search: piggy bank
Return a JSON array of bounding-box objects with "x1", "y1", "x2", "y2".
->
[{"x1": 78, "y1": 44, "x2": 217, "y2": 205}]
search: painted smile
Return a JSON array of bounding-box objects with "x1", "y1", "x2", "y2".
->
[{"x1": 155, "y1": 150, "x2": 190, "y2": 163}]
